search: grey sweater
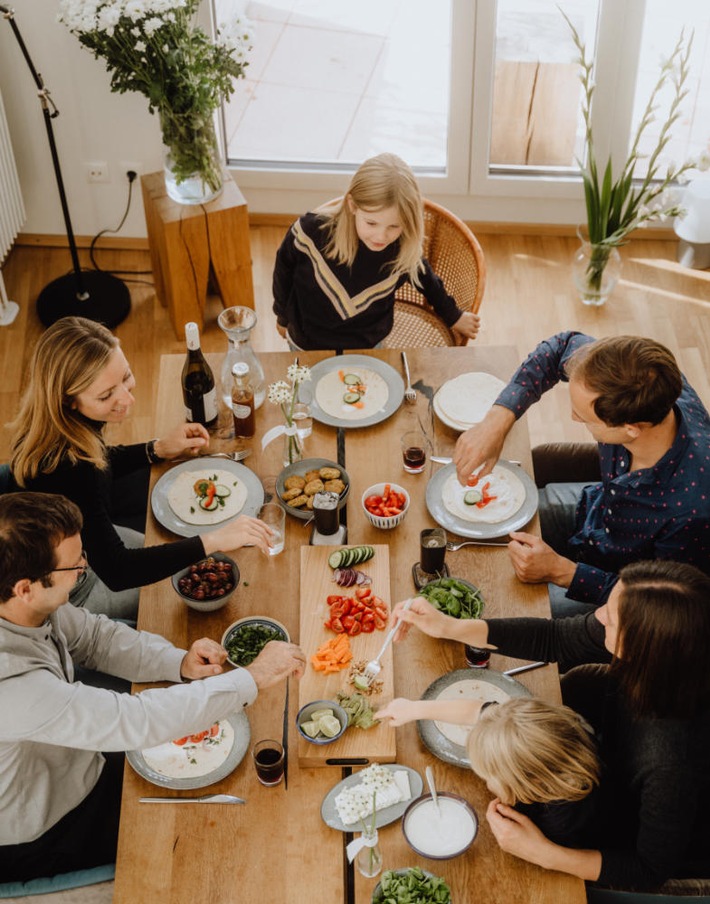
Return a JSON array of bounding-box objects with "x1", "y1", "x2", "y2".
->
[{"x1": 0, "y1": 604, "x2": 257, "y2": 844}]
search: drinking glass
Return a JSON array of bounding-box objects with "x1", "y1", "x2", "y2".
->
[
  {"x1": 258, "y1": 503, "x2": 285, "y2": 556},
  {"x1": 252, "y1": 739, "x2": 285, "y2": 786},
  {"x1": 420, "y1": 528, "x2": 446, "y2": 574},
  {"x1": 401, "y1": 430, "x2": 430, "y2": 474}
]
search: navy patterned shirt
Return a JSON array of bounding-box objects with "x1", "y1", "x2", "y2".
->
[{"x1": 496, "y1": 331, "x2": 710, "y2": 604}]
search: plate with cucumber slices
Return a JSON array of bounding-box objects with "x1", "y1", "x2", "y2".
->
[
  {"x1": 309, "y1": 354, "x2": 404, "y2": 428},
  {"x1": 151, "y1": 458, "x2": 264, "y2": 538}
]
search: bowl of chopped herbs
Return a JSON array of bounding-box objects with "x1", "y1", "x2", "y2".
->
[
  {"x1": 222, "y1": 617, "x2": 290, "y2": 667},
  {"x1": 419, "y1": 577, "x2": 484, "y2": 620}
]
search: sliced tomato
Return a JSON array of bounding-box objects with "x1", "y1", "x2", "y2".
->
[
  {"x1": 172, "y1": 736, "x2": 189, "y2": 746},
  {"x1": 349, "y1": 621, "x2": 362, "y2": 636},
  {"x1": 329, "y1": 603, "x2": 345, "y2": 619},
  {"x1": 341, "y1": 615, "x2": 355, "y2": 632},
  {"x1": 327, "y1": 594, "x2": 344, "y2": 606},
  {"x1": 352, "y1": 609, "x2": 363, "y2": 621},
  {"x1": 339, "y1": 598, "x2": 352, "y2": 616},
  {"x1": 330, "y1": 616, "x2": 344, "y2": 634},
  {"x1": 364, "y1": 495, "x2": 380, "y2": 510},
  {"x1": 355, "y1": 587, "x2": 371, "y2": 600},
  {"x1": 188, "y1": 730, "x2": 209, "y2": 743},
  {"x1": 374, "y1": 614, "x2": 387, "y2": 630},
  {"x1": 323, "y1": 619, "x2": 332, "y2": 630},
  {"x1": 209, "y1": 723, "x2": 219, "y2": 737},
  {"x1": 361, "y1": 620, "x2": 375, "y2": 633},
  {"x1": 362, "y1": 611, "x2": 375, "y2": 624}
]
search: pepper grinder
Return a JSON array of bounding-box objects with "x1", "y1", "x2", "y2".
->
[{"x1": 310, "y1": 491, "x2": 347, "y2": 545}]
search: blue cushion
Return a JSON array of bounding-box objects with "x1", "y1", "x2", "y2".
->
[{"x1": 0, "y1": 864, "x2": 115, "y2": 898}]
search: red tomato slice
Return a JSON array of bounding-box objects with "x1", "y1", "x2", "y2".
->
[
  {"x1": 361, "y1": 621, "x2": 375, "y2": 633},
  {"x1": 374, "y1": 614, "x2": 387, "y2": 630},
  {"x1": 209, "y1": 723, "x2": 219, "y2": 737},
  {"x1": 364, "y1": 495, "x2": 381, "y2": 510},
  {"x1": 355, "y1": 587, "x2": 371, "y2": 600},
  {"x1": 189, "y1": 730, "x2": 209, "y2": 743},
  {"x1": 330, "y1": 616, "x2": 344, "y2": 634},
  {"x1": 362, "y1": 611, "x2": 375, "y2": 624},
  {"x1": 327, "y1": 595, "x2": 344, "y2": 606},
  {"x1": 341, "y1": 615, "x2": 355, "y2": 632},
  {"x1": 329, "y1": 603, "x2": 345, "y2": 619},
  {"x1": 340, "y1": 599, "x2": 352, "y2": 616},
  {"x1": 173, "y1": 736, "x2": 189, "y2": 746},
  {"x1": 349, "y1": 621, "x2": 362, "y2": 636}
]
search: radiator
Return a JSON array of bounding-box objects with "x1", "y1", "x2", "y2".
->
[{"x1": 0, "y1": 84, "x2": 24, "y2": 323}]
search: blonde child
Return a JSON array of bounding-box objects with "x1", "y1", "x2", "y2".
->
[{"x1": 272, "y1": 153, "x2": 480, "y2": 350}]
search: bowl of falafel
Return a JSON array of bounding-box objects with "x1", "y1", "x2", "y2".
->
[{"x1": 276, "y1": 458, "x2": 350, "y2": 521}]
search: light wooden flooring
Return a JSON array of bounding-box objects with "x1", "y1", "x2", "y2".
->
[{"x1": 2, "y1": 229, "x2": 709, "y2": 463}]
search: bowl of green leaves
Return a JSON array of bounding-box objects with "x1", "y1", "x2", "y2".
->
[
  {"x1": 419, "y1": 577, "x2": 484, "y2": 619},
  {"x1": 221, "y1": 616, "x2": 290, "y2": 667},
  {"x1": 372, "y1": 867, "x2": 451, "y2": 903}
]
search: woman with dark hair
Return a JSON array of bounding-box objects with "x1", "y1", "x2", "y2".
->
[{"x1": 388, "y1": 560, "x2": 710, "y2": 891}]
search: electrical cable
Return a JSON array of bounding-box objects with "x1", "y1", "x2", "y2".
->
[{"x1": 89, "y1": 171, "x2": 153, "y2": 283}]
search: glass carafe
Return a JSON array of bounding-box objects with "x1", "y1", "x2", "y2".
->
[{"x1": 217, "y1": 306, "x2": 266, "y2": 409}]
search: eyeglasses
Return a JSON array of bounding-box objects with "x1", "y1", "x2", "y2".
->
[{"x1": 50, "y1": 549, "x2": 89, "y2": 574}]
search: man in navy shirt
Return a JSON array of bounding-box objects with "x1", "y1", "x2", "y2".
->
[{"x1": 454, "y1": 332, "x2": 710, "y2": 615}]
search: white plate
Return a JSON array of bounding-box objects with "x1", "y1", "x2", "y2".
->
[
  {"x1": 433, "y1": 372, "x2": 506, "y2": 432},
  {"x1": 309, "y1": 354, "x2": 404, "y2": 428},
  {"x1": 126, "y1": 711, "x2": 250, "y2": 790},
  {"x1": 426, "y1": 460, "x2": 538, "y2": 540},
  {"x1": 321, "y1": 764, "x2": 423, "y2": 831},
  {"x1": 151, "y1": 458, "x2": 264, "y2": 538},
  {"x1": 417, "y1": 669, "x2": 531, "y2": 768}
]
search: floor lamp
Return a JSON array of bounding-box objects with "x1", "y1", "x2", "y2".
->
[{"x1": 1, "y1": 4, "x2": 131, "y2": 328}]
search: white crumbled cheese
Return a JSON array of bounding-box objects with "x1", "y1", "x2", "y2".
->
[{"x1": 334, "y1": 765, "x2": 412, "y2": 826}]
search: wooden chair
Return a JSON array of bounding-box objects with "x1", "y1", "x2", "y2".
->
[{"x1": 383, "y1": 198, "x2": 486, "y2": 348}]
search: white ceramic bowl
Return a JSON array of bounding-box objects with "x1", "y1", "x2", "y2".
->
[
  {"x1": 171, "y1": 553, "x2": 239, "y2": 612},
  {"x1": 361, "y1": 482, "x2": 410, "y2": 530},
  {"x1": 296, "y1": 699, "x2": 348, "y2": 745},
  {"x1": 402, "y1": 792, "x2": 478, "y2": 859}
]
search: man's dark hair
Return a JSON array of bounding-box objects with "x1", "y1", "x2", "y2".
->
[
  {"x1": 0, "y1": 493, "x2": 82, "y2": 602},
  {"x1": 566, "y1": 336, "x2": 682, "y2": 426}
]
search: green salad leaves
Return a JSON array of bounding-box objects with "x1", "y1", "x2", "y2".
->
[
  {"x1": 373, "y1": 868, "x2": 451, "y2": 904},
  {"x1": 420, "y1": 578, "x2": 484, "y2": 620}
]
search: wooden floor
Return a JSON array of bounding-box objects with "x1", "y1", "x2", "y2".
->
[{"x1": 2, "y1": 228, "x2": 710, "y2": 464}]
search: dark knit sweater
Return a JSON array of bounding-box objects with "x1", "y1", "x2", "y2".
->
[
  {"x1": 272, "y1": 212, "x2": 462, "y2": 350},
  {"x1": 487, "y1": 616, "x2": 710, "y2": 890},
  {"x1": 10, "y1": 438, "x2": 204, "y2": 592}
]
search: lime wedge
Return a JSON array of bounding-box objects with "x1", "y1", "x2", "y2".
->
[
  {"x1": 318, "y1": 715, "x2": 343, "y2": 738},
  {"x1": 300, "y1": 720, "x2": 320, "y2": 739},
  {"x1": 309, "y1": 709, "x2": 333, "y2": 723}
]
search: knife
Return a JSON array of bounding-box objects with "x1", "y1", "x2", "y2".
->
[
  {"x1": 139, "y1": 794, "x2": 246, "y2": 804},
  {"x1": 431, "y1": 456, "x2": 521, "y2": 466},
  {"x1": 503, "y1": 662, "x2": 547, "y2": 677}
]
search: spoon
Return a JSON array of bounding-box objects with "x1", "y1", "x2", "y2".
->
[{"x1": 425, "y1": 765, "x2": 441, "y2": 816}]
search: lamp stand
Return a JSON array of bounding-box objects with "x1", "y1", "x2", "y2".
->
[{"x1": 1, "y1": 4, "x2": 130, "y2": 328}]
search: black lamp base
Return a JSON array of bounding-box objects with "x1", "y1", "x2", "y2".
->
[{"x1": 36, "y1": 270, "x2": 131, "y2": 329}]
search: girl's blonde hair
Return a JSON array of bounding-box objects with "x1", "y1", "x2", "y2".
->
[
  {"x1": 467, "y1": 698, "x2": 600, "y2": 806},
  {"x1": 10, "y1": 317, "x2": 119, "y2": 483},
  {"x1": 321, "y1": 153, "x2": 425, "y2": 286}
]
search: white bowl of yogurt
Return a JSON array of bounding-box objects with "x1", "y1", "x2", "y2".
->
[{"x1": 402, "y1": 792, "x2": 478, "y2": 860}]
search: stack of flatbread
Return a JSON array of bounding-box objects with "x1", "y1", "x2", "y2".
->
[{"x1": 433, "y1": 372, "x2": 506, "y2": 431}]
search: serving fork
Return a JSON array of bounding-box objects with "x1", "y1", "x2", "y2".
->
[
  {"x1": 446, "y1": 539, "x2": 510, "y2": 550},
  {"x1": 362, "y1": 599, "x2": 413, "y2": 686},
  {"x1": 401, "y1": 352, "x2": 417, "y2": 404}
]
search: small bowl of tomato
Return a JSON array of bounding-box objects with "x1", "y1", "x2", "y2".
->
[{"x1": 362, "y1": 482, "x2": 410, "y2": 530}]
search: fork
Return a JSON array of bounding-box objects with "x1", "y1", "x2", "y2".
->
[
  {"x1": 362, "y1": 599, "x2": 413, "y2": 686},
  {"x1": 174, "y1": 449, "x2": 251, "y2": 463},
  {"x1": 401, "y1": 352, "x2": 417, "y2": 404},
  {"x1": 446, "y1": 539, "x2": 510, "y2": 550}
]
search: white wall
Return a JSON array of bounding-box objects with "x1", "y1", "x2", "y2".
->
[{"x1": 0, "y1": 0, "x2": 161, "y2": 239}]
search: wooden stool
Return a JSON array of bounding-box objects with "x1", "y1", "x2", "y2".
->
[{"x1": 141, "y1": 171, "x2": 254, "y2": 338}]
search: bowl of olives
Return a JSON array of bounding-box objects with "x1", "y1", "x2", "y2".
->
[{"x1": 172, "y1": 553, "x2": 239, "y2": 612}]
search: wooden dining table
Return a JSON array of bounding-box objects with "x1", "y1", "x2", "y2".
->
[{"x1": 113, "y1": 346, "x2": 586, "y2": 904}]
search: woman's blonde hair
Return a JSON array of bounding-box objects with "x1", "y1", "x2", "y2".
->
[
  {"x1": 321, "y1": 153, "x2": 425, "y2": 286},
  {"x1": 10, "y1": 317, "x2": 119, "y2": 483},
  {"x1": 467, "y1": 698, "x2": 600, "y2": 806}
]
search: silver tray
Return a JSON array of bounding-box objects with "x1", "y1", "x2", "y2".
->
[
  {"x1": 417, "y1": 669, "x2": 532, "y2": 768},
  {"x1": 126, "y1": 710, "x2": 250, "y2": 790},
  {"x1": 150, "y1": 458, "x2": 264, "y2": 538},
  {"x1": 309, "y1": 354, "x2": 404, "y2": 428},
  {"x1": 426, "y1": 460, "x2": 538, "y2": 539}
]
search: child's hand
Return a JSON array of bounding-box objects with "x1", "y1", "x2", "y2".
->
[
  {"x1": 376, "y1": 698, "x2": 421, "y2": 727},
  {"x1": 452, "y1": 311, "x2": 481, "y2": 340}
]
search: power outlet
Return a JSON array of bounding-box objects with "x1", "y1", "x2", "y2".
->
[
  {"x1": 85, "y1": 161, "x2": 109, "y2": 183},
  {"x1": 120, "y1": 160, "x2": 143, "y2": 178}
]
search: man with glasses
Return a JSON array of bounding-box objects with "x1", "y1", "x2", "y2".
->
[{"x1": 0, "y1": 492, "x2": 306, "y2": 883}]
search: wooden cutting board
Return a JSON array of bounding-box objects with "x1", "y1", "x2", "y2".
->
[{"x1": 297, "y1": 545, "x2": 397, "y2": 767}]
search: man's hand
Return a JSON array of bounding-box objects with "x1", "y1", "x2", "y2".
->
[
  {"x1": 245, "y1": 641, "x2": 306, "y2": 689},
  {"x1": 451, "y1": 311, "x2": 481, "y2": 341},
  {"x1": 181, "y1": 637, "x2": 227, "y2": 679},
  {"x1": 508, "y1": 532, "x2": 576, "y2": 587},
  {"x1": 486, "y1": 799, "x2": 552, "y2": 866},
  {"x1": 154, "y1": 423, "x2": 209, "y2": 460},
  {"x1": 453, "y1": 406, "x2": 516, "y2": 485}
]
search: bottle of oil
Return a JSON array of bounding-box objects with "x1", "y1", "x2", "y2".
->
[
  {"x1": 182, "y1": 322, "x2": 218, "y2": 428},
  {"x1": 231, "y1": 362, "x2": 255, "y2": 438}
]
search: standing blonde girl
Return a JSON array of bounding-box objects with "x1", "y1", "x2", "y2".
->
[{"x1": 273, "y1": 153, "x2": 480, "y2": 350}]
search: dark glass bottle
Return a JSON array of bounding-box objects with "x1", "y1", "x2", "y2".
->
[
  {"x1": 231, "y1": 362, "x2": 255, "y2": 438},
  {"x1": 182, "y1": 321, "x2": 218, "y2": 428}
]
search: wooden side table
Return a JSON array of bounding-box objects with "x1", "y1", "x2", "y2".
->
[{"x1": 141, "y1": 171, "x2": 254, "y2": 338}]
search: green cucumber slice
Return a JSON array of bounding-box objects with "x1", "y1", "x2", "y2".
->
[
  {"x1": 198, "y1": 496, "x2": 220, "y2": 511},
  {"x1": 343, "y1": 373, "x2": 362, "y2": 386},
  {"x1": 464, "y1": 489, "x2": 482, "y2": 505},
  {"x1": 328, "y1": 551, "x2": 343, "y2": 569},
  {"x1": 214, "y1": 484, "x2": 231, "y2": 497},
  {"x1": 343, "y1": 391, "x2": 361, "y2": 404}
]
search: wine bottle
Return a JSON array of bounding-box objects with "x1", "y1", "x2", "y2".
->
[{"x1": 182, "y1": 322, "x2": 218, "y2": 428}]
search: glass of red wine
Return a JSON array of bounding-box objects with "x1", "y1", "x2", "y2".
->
[
  {"x1": 401, "y1": 429, "x2": 431, "y2": 474},
  {"x1": 252, "y1": 739, "x2": 285, "y2": 786}
]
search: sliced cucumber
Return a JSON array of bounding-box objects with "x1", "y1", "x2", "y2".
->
[
  {"x1": 328, "y1": 551, "x2": 343, "y2": 569},
  {"x1": 463, "y1": 489, "x2": 482, "y2": 505},
  {"x1": 327, "y1": 545, "x2": 376, "y2": 570},
  {"x1": 343, "y1": 373, "x2": 362, "y2": 386},
  {"x1": 214, "y1": 484, "x2": 231, "y2": 497},
  {"x1": 343, "y1": 391, "x2": 361, "y2": 404},
  {"x1": 199, "y1": 496, "x2": 220, "y2": 511}
]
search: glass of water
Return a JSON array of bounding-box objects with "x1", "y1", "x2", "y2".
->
[{"x1": 258, "y1": 503, "x2": 285, "y2": 556}]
